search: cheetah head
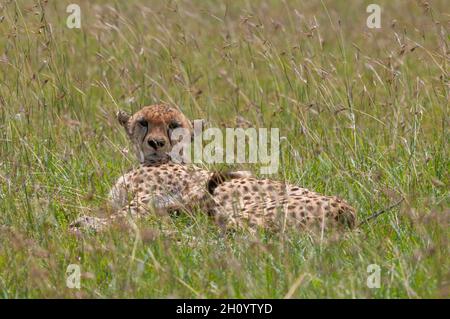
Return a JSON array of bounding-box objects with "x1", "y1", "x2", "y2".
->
[{"x1": 117, "y1": 104, "x2": 194, "y2": 163}]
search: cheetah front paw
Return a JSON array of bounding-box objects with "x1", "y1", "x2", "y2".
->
[{"x1": 69, "y1": 215, "x2": 108, "y2": 233}]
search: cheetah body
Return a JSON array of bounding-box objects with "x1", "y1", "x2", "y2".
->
[
  {"x1": 109, "y1": 161, "x2": 212, "y2": 215},
  {"x1": 210, "y1": 177, "x2": 356, "y2": 231}
]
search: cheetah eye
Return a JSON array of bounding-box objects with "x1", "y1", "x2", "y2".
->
[
  {"x1": 137, "y1": 119, "x2": 148, "y2": 127},
  {"x1": 168, "y1": 122, "x2": 181, "y2": 130}
]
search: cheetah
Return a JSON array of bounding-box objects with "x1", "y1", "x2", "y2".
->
[{"x1": 70, "y1": 104, "x2": 356, "y2": 233}]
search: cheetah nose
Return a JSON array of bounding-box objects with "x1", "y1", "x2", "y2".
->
[{"x1": 148, "y1": 138, "x2": 166, "y2": 150}]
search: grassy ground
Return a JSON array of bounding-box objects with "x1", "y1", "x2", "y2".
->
[{"x1": 0, "y1": 0, "x2": 448, "y2": 298}]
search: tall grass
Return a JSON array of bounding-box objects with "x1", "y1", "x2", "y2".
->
[{"x1": 0, "y1": 0, "x2": 448, "y2": 298}]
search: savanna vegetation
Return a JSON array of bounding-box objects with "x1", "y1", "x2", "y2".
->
[{"x1": 0, "y1": 0, "x2": 448, "y2": 298}]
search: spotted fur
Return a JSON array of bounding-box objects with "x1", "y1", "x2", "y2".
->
[{"x1": 208, "y1": 177, "x2": 356, "y2": 231}]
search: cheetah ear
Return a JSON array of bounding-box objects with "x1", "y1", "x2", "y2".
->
[{"x1": 117, "y1": 110, "x2": 131, "y2": 127}]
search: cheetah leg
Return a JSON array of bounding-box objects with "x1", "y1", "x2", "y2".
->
[
  {"x1": 69, "y1": 215, "x2": 109, "y2": 233},
  {"x1": 69, "y1": 197, "x2": 149, "y2": 233},
  {"x1": 112, "y1": 200, "x2": 150, "y2": 219},
  {"x1": 70, "y1": 194, "x2": 185, "y2": 233}
]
